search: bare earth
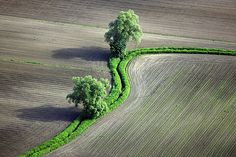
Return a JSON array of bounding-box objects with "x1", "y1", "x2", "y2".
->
[
  {"x1": 48, "y1": 54, "x2": 236, "y2": 157},
  {"x1": 0, "y1": 0, "x2": 236, "y2": 156},
  {"x1": 0, "y1": 0, "x2": 236, "y2": 43}
]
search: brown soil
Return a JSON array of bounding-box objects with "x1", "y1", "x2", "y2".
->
[
  {"x1": 48, "y1": 54, "x2": 236, "y2": 157},
  {"x1": 0, "y1": 0, "x2": 236, "y2": 156},
  {"x1": 0, "y1": 61, "x2": 110, "y2": 157},
  {"x1": 0, "y1": 0, "x2": 236, "y2": 43}
]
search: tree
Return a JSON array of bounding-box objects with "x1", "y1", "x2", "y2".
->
[
  {"x1": 66, "y1": 75, "x2": 109, "y2": 119},
  {"x1": 105, "y1": 9, "x2": 143, "y2": 57}
]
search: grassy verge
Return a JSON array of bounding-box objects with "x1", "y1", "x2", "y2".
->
[
  {"x1": 20, "y1": 47, "x2": 236, "y2": 157},
  {"x1": 19, "y1": 55, "x2": 123, "y2": 157}
]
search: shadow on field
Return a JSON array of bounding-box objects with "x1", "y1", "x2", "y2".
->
[
  {"x1": 52, "y1": 47, "x2": 110, "y2": 61},
  {"x1": 16, "y1": 105, "x2": 81, "y2": 122}
]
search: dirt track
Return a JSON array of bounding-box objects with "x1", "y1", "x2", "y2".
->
[
  {"x1": 48, "y1": 54, "x2": 236, "y2": 157},
  {"x1": 0, "y1": 0, "x2": 236, "y2": 156}
]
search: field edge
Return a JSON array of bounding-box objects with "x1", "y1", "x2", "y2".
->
[{"x1": 20, "y1": 47, "x2": 236, "y2": 157}]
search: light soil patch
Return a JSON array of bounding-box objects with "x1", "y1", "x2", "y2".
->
[
  {"x1": 0, "y1": 15, "x2": 235, "y2": 63},
  {"x1": 48, "y1": 54, "x2": 236, "y2": 157},
  {"x1": 0, "y1": 15, "x2": 110, "y2": 72},
  {"x1": 0, "y1": 0, "x2": 236, "y2": 43}
]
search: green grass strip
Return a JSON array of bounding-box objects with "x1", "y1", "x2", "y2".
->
[
  {"x1": 19, "y1": 56, "x2": 122, "y2": 157},
  {"x1": 20, "y1": 47, "x2": 236, "y2": 157}
]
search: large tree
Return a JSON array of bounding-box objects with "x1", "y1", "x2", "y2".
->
[
  {"x1": 105, "y1": 9, "x2": 142, "y2": 57},
  {"x1": 66, "y1": 75, "x2": 109, "y2": 119}
]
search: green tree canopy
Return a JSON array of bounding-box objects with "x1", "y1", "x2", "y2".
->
[
  {"x1": 105, "y1": 9, "x2": 142, "y2": 57},
  {"x1": 66, "y1": 75, "x2": 109, "y2": 119}
]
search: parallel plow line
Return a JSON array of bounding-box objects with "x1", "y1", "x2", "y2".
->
[{"x1": 20, "y1": 47, "x2": 236, "y2": 157}]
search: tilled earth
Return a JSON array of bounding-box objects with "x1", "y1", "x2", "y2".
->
[
  {"x1": 0, "y1": 61, "x2": 110, "y2": 157},
  {"x1": 48, "y1": 54, "x2": 236, "y2": 157},
  {"x1": 0, "y1": 0, "x2": 236, "y2": 156}
]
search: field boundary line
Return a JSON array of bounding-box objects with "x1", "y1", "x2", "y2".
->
[{"x1": 19, "y1": 47, "x2": 236, "y2": 157}]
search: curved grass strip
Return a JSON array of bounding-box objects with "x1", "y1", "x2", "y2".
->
[
  {"x1": 20, "y1": 47, "x2": 236, "y2": 157},
  {"x1": 19, "y1": 58, "x2": 122, "y2": 157},
  {"x1": 105, "y1": 57, "x2": 122, "y2": 105}
]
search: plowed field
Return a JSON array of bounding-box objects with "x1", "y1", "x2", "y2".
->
[
  {"x1": 0, "y1": 61, "x2": 110, "y2": 157},
  {"x1": 0, "y1": 0, "x2": 236, "y2": 156},
  {"x1": 49, "y1": 54, "x2": 236, "y2": 157}
]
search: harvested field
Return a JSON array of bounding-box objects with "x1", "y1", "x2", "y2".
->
[{"x1": 48, "y1": 54, "x2": 236, "y2": 157}]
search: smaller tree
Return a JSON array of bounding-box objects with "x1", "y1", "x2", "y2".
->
[
  {"x1": 105, "y1": 9, "x2": 143, "y2": 57},
  {"x1": 66, "y1": 75, "x2": 109, "y2": 119}
]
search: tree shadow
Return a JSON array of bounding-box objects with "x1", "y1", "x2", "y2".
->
[
  {"x1": 52, "y1": 47, "x2": 110, "y2": 61},
  {"x1": 16, "y1": 104, "x2": 81, "y2": 122}
]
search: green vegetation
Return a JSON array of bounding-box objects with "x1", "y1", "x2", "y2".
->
[
  {"x1": 25, "y1": 61, "x2": 41, "y2": 65},
  {"x1": 19, "y1": 117, "x2": 96, "y2": 157},
  {"x1": 20, "y1": 47, "x2": 236, "y2": 157},
  {"x1": 67, "y1": 75, "x2": 109, "y2": 118},
  {"x1": 105, "y1": 9, "x2": 142, "y2": 57},
  {"x1": 104, "y1": 57, "x2": 122, "y2": 105},
  {"x1": 72, "y1": 53, "x2": 236, "y2": 157}
]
